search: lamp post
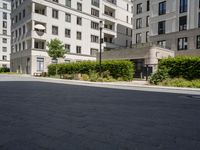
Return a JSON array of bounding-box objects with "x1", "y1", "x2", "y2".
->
[{"x1": 99, "y1": 21, "x2": 103, "y2": 76}]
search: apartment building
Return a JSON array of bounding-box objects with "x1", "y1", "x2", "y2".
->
[
  {"x1": 133, "y1": 0, "x2": 200, "y2": 56},
  {"x1": 10, "y1": 0, "x2": 133, "y2": 74},
  {"x1": 0, "y1": 0, "x2": 11, "y2": 68},
  {"x1": 150, "y1": 0, "x2": 200, "y2": 56},
  {"x1": 132, "y1": 0, "x2": 150, "y2": 45}
]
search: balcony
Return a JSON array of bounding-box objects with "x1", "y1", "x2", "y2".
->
[
  {"x1": 104, "y1": 6, "x2": 115, "y2": 18},
  {"x1": 35, "y1": 3, "x2": 46, "y2": 16},
  {"x1": 106, "y1": 0, "x2": 117, "y2": 5}
]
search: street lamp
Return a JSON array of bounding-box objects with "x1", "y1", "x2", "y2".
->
[{"x1": 99, "y1": 20, "x2": 103, "y2": 75}]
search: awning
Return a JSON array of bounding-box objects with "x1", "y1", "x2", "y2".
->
[{"x1": 34, "y1": 24, "x2": 45, "y2": 30}]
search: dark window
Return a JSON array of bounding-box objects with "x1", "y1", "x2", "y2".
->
[
  {"x1": 136, "y1": 18, "x2": 142, "y2": 29},
  {"x1": 136, "y1": 33, "x2": 141, "y2": 43},
  {"x1": 159, "y1": 1, "x2": 166, "y2": 15},
  {"x1": 137, "y1": 3, "x2": 142, "y2": 14},
  {"x1": 91, "y1": 0, "x2": 99, "y2": 7},
  {"x1": 180, "y1": 0, "x2": 187, "y2": 13},
  {"x1": 146, "y1": 16, "x2": 149, "y2": 27},
  {"x1": 179, "y1": 16, "x2": 187, "y2": 31},
  {"x1": 158, "y1": 21, "x2": 165, "y2": 34},
  {"x1": 198, "y1": 12, "x2": 200, "y2": 28},
  {"x1": 197, "y1": 35, "x2": 200, "y2": 49},
  {"x1": 178, "y1": 37, "x2": 187, "y2": 50},
  {"x1": 147, "y1": 0, "x2": 150, "y2": 11}
]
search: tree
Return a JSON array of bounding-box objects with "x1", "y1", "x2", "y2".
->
[
  {"x1": 47, "y1": 38, "x2": 66, "y2": 75},
  {"x1": 47, "y1": 38, "x2": 66, "y2": 61}
]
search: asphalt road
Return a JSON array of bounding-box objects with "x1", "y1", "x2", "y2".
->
[{"x1": 0, "y1": 76, "x2": 200, "y2": 150}]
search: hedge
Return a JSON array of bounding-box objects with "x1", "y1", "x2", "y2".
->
[
  {"x1": 158, "y1": 56, "x2": 200, "y2": 79},
  {"x1": 48, "y1": 60, "x2": 134, "y2": 81},
  {"x1": 0, "y1": 67, "x2": 10, "y2": 73}
]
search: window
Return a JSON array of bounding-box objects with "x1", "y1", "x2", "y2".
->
[
  {"x1": 3, "y1": 21, "x2": 7, "y2": 28},
  {"x1": 147, "y1": 0, "x2": 150, "y2": 11},
  {"x1": 159, "y1": 1, "x2": 166, "y2": 15},
  {"x1": 178, "y1": 37, "x2": 187, "y2": 50},
  {"x1": 2, "y1": 55, "x2": 7, "y2": 60},
  {"x1": 65, "y1": 44, "x2": 70, "y2": 52},
  {"x1": 197, "y1": 35, "x2": 200, "y2": 49},
  {"x1": 37, "y1": 57, "x2": 44, "y2": 72},
  {"x1": 126, "y1": 16, "x2": 129, "y2": 23},
  {"x1": 34, "y1": 41, "x2": 45, "y2": 49},
  {"x1": 179, "y1": 16, "x2": 187, "y2": 31},
  {"x1": 137, "y1": 3, "x2": 142, "y2": 14},
  {"x1": 3, "y1": 30, "x2": 7, "y2": 35},
  {"x1": 136, "y1": 18, "x2": 142, "y2": 29},
  {"x1": 91, "y1": 21, "x2": 99, "y2": 30},
  {"x1": 180, "y1": 0, "x2": 187, "y2": 13},
  {"x1": 77, "y1": 17, "x2": 82, "y2": 25},
  {"x1": 19, "y1": 12, "x2": 21, "y2": 21},
  {"x1": 127, "y1": 4, "x2": 129, "y2": 11},
  {"x1": 65, "y1": 13, "x2": 71, "y2": 22},
  {"x1": 23, "y1": 25, "x2": 26, "y2": 34},
  {"x1": 3, "y1": 12, "x2": 7, "y2": 20},
  {"x1": 90, "y1": 48, "x2": 98, "y2": 56},
  {"x1": 158, "y1": 40, "x2": 166, "y2": 48},
  {"x1": 2, "y1": 38, "x2": 7, "y2": 43},
  {"x1": 3, "y1": 3, "x2": 7, "y2": 9},
  {"x1": 2, "y1": 47, "x2": 7, "y2": 52},
  {"x1": 91, "y1": 8, "x2": 99, "y2": 17},
  {"x1": 91, "y1": 35, "x2": 99, "y2": 43},
  {"x1": 65, "y1": 0, "x2": 71, "y2": 7},
  {"x1": 52, "y1": 26, "x2": 58, "y2": 35},
  {"x1": 65, "y1": 29, "x2": 71, "y2": 38},
  {"x1": 146, "y1": 16, "x2": 149, "y2": 27},
  {"x1": 91, "y1": 0, "x2": 99, "y2": 7},
  {"x1": 53, "y1": 0, "x2": 59, "y2": 3},
  {"x1": 136, "y1": 33, "x2": 142, "y2": 43},
  {"x1": 77, "y1": 2, "x2": 82, "y2": 11},
  {"x1": 146, "y1": 31, "x2": 149, "y2": 42},
  {"x1": 76, "y1": 32, "x2": 82, "y2": 40},
  {"x1": 23, "y1": 41, "x2": 25, "y2": 50},
  {"x1": 158, "y1": 21, "x2": 165, "y2": 34},
  {"x1": 52, "y1": 9, "x2": 58, "y2": 19},
  {"x1": 76, "y1": 46, "x2": 81, "y2": 54},
  {"x1": 198, "y1": 12, "x2": 200, "y2": 28},
  {"x1": 23, "y1": 9, "x2": 26, "y2": 18}
]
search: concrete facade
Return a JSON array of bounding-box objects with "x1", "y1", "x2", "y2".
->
[
  {"x1": 132, "y1": 0, "x2": 200, "y2": 56},
  {"x1": 10, "y1": 0, "x2": 133, "y2": 74},
  {"x1": 150, "y1": 0, "x2": 200, "y2": 56},
  {"x1": 99, "y1": 45, "x2": 174, "y2": 77},
  {"x1": 0, "y1": 0, "x2": 11, "y2": 68}
]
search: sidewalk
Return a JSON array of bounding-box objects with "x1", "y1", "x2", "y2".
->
[
  {"x1": 1, "y1": 74, "x2": 200, "y2": 95},
  {"x1": 35, "y1": 76, "x2": 200, "y2": 95}
]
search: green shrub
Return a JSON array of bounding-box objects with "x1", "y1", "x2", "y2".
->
[
  {"x1": 158, "y1": 56, "x2": 200, "y2": 80},
  {"x1": 0, "y1": 67, "x2": 10, "y2": 73},
  {"x1": 88, "y1": 70, "x2": 99, "y2": 82},
  {"x1": 48, "y1": 60, "x2": 134, "y2": 81},
  {"x1": 149, "y1": 67, "x2": 169, "y2": 85}
]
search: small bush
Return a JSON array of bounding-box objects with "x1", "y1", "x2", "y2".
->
[
  {"x1": 149, "y1": 67, "x2": 169, "y2": 85},
  {"x1": 0, "y1": 67, "x2": 10, "y2": 73},
  {"x1": 81, "y1": 74, "x2": 89, "y2": 81},
  {"x1": 89, "y1": 70, "x2": 99, "y2": 82}
]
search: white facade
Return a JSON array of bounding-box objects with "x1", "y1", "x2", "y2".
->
[
  {"x1": 10, "y1": 0, "x2": 133, "y2": 74},
  {"x1": 0, "y1": 0, "x2": 11, "y2": 68}
]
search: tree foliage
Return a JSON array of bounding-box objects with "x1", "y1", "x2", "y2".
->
[{"x1": 47, "y1": 38, "x2": 66, "y2": 60}]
